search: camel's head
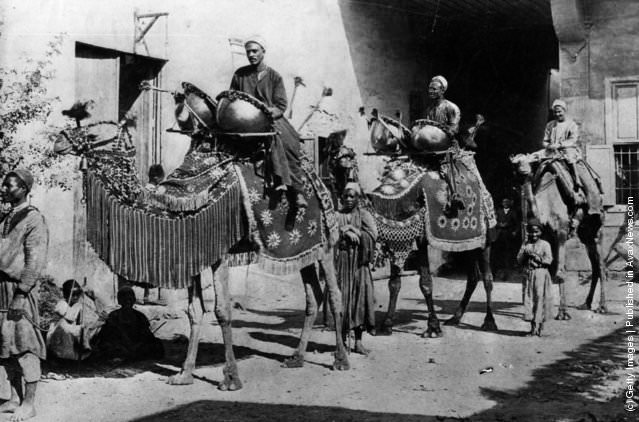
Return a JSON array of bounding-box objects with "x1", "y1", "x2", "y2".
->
[
  {"x1": 510, "y1": 153, "x2": 536, "y2": 176},
  {"x1": 53, "y1": 121, "x2": 133, "y2": 158}
]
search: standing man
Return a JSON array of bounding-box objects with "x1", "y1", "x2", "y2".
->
[
  {"x1": 493, "y1": 198, "x2": 519, "y2": 278},
  {"x1": 230, "y1": 35, "x2": 307, "y2": 210},
  {"x1": 0, "y1": 169, "x2": 48, "y2": 421}
]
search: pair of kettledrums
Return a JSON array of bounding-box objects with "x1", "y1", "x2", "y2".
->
[
  {"x1": 369, "y1": 115, "x2": 452, "y2": 155},
  {"x1": 173, "y1": 82, "x2": 274, "y2": 135}
]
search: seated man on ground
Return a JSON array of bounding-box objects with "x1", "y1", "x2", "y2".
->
[
  {"x1": 94, "y1": 287, "x2": 163, "y2": 362},
  {"x1": 46, "y1": 279, "x2": 105, "y2": 361}
]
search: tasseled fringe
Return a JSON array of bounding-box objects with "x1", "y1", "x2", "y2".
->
[
  {"x1": 85, "y1": 169, "x2": 245, "y2": 289},
  {"x1": 259, "y1": 244, "x2": 324, "y2": 276},
  {"x1": 227, "y1": 244, "x2": 323, "y2": 275},
  {"x1": 145, "y1": 186, "x2": 215, "y2": 212},
  {"x1": 227, "y1": 251, "x2": 259, "y2": 267}
]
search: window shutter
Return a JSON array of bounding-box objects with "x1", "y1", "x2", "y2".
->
[
  {"x1": 605, "y1": 79, "x2": 639, "y2": 143},
  {"x1": 586, "y1": 145, "x2": 615, "y2": 206}
]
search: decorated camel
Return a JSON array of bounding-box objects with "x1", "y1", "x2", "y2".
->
[
  {"x1": 511, "y1": 152, "x2": 607, "y2": 316},
  {"x1": 53, "y1": 83, "x2": 350, "y2": 391},
  {"x1": 330, "y1": 114, "x2": 498, "y2": 337}
]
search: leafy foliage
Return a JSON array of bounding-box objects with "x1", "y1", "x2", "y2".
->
[{"x1": 0, "y1": 33, "x2": 78, "y2": 190}]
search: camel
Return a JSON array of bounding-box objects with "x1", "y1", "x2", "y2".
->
[
  {"x1": 511, "y1": 153, "x2": 607, "y2": 316},
  {"x1": 330, "y1": 118, "x2": 498, "y2": 338},
  {"x1": 53, "y1": 115, "x2": 350, "y2": 392}
]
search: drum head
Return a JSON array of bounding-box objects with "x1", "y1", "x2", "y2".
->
[
  {"x1": 409, "y1": 119, "x2": 452, "y2": 152},
  {"x1": 369, "y1": 116, "x2": 410, "y2": 154},
  {"x1": 175, "y1": 82, "x2": 218, "y2": 130},
  {"x1": 215, "y1": 90, "x2": 273, "y2": 133}
]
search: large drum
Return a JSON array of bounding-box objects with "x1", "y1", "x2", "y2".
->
[
  {"x1": 215, "y1": 90, "x2": 273, "y2": 133},
  {"x1": 174, "y1": 82, "x2": 218, "y2": 131},
  {"x1": 408, "y1": 119, "x2": 452, "y2": 152},
  {"x1": 370, "y1": 115, "x2": 411, "y2": 154}
]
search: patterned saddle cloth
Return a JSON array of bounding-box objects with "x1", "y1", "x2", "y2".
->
[
  {"x1": 146, "y1": 148, "x2": 233, "y2": 212},
  {"x1": 369, "y1": 152, "x2": 496, "y2": 265},
  {"x1": 229, "y1": 157, "x2": 339, "y2": 275}
]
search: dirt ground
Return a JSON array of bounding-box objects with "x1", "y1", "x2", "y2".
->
[{"x1": 10, "y1": 267, "x2": 636, "y2": 422}]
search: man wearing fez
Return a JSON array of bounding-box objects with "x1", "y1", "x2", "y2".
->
[
  {"x1": 0, "y1": 169, "x2": 49, "y2": 421},
  {"x1": 230, "y1": 35, "x2": 308, "y2": 210}
]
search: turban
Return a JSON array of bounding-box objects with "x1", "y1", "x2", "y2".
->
[
  {"x1": 430, "y1": 75, "x2": 448, "y2": 92},
  {"x1": 7, "y1": 168, "x2": 34, "y2": 192},
  {"x1": 244, "y1": 35, "x2": 267, "y2": 51},
  {"x1": 551, "y1": 99, "x2": 567, "y2": 111},
  {"x1": 344, "y1": 182, "x2": 361, "y2": 196}
]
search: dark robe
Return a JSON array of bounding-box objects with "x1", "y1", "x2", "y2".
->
[
  {"x1": 493, "y1": 207, "x2": 519, "y2": 270},
  {"x1": 335, "y1": 207, "x2": 377, "y2": 332},
  {"x1": 95, "y1": 307, "x2": 163, "y2": 361},
  {"x1": 231, "y1": 65, "x2": 304, "y2": 191}
]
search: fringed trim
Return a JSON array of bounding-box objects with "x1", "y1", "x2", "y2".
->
[
  {"x1": 145, "y1": 187, "x2": 213, "y2": 212},
  {"x1": 227, "y1": 251, "x2": 260, "y2": 267},
  {"x1": 234, "y1": 164, "x2": 263, "y2": 250},
  {"x1": 257, "y1": 243, "x2": 323, "y2": 276},
  {"x1": 85, "y1": 170, "x2": 245, "y2": 289}
]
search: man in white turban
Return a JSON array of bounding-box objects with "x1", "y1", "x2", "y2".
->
[
  {"x1": 540, "y1": 99, "x2": 582, "y2": 188},
  {"x1": 423, "y1": 75, "x2": 464, "y2": 216},
  {"x1": 535, "y1": 99, "x2": 603, "y2": 215},
  {"x1": 423, "y1": 75, "x2": 460, "y2": 137},
  {"x1": 230, "y1": 35, "x2": 308, "y2": 212}
]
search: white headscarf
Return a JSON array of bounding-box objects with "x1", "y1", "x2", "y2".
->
[{"x1": 430, "y1": 75, "x2": 448, "y2": 92}]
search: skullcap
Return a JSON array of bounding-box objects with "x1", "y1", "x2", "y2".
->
[
  {"x1": 344, "y1": 182, "x2": 361, "y2": 196},
  {"x1": 7, "y1": 168, "x2": 34, "y2": 192},
  {"x1": 527, "y1": 217, "x2": 542, "y2": 229}
]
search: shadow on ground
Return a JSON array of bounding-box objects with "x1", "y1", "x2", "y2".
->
[
  {"x1": 128, "y1": 400, "x2": 444, "y2": 422},
  {"x1": 467, "y1": 325, "x2": 635, "y2": 422},
  {"x1": 42, "y1": 336, "x2": 290, "y2": 381}
]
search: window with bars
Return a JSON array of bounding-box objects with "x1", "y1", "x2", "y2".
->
[
  {"x1": 614, "y1": 144, "x2": 639, "y2": 203},
  {"x1": 604, "y1": 77, "x2": 639, "y2": 205}
]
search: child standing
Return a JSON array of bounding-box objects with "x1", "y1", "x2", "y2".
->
[
  {"x1": 517, "y1": 218, "x2": 554, "y2": 336},
  {"x1": 335, "y1": 183, "x2": 377, "y2": 355}
]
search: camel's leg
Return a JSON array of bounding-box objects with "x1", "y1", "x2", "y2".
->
[
  {"x1": 283, "y1": 265, "x2": 323, "y2": 368},
  {"x1": 167, "y1": 272, "x2": 206, "y2": 385},
  {"x1": 320, "y1": 252, "x2": 350, "y2": 371},
  {"x1": 416, "y1": 241, "x2": 442, "y2": 338},
  {"x1": 479, "y1": 245, "x2": 498, "y2": 331},
  {"x1": 213, "y1": 259, "x2": 242, "y2": 391},
  {"x1": 379, "y1": 264, "x2": 402, "y2": 335},
  {"x1": 445, "y1": 251, "x2": 479, "y2": 326},
  {"x1": 581, "y1": 229, "x2": 608, "y2": 314},
  {"x1": 554, "y1": 230, "x2": 572, "y2": 320}
]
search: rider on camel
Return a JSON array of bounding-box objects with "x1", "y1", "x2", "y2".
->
[
  {"x1": 423, "y1": 75, "x2": 465, "y2": 216},
  {"x1": 537, "y1": 99, "x2": 602, "y2": 214},
  {"x1": 230, "y1": 35, "x2": 308, "y2": 211}
]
